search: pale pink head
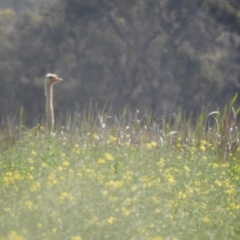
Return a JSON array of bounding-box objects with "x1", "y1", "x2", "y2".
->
[{"x1": 45, "y1": 73, "x2": 62, "y2": 85}]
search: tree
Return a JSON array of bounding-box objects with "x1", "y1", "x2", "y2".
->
[{"x1": 0, "y1": 0, "x2": 240, "y2": 125}]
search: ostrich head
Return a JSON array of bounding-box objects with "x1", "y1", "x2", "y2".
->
[
  {"x1": 45, "y1": 73, "x2": 62, "y2": 95},
  {"x1": 45, "y1": 73, "x2": 62, "y2": 85}
]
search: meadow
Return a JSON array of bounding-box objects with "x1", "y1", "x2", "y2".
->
[{"x1": 0, "y1": 102, "x2": 240, "y2": 240}]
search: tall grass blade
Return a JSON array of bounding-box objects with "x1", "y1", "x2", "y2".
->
[{"x1": 19, "y1": 106, "x2": 24, "y2": 128}]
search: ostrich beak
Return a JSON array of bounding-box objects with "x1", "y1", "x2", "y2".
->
[{"x1": 53, "y1": 77, "x2": 63, "y2": 83}]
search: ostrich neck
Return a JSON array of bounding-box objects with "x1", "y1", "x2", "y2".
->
[{"x1": 45, "y1": 83, "x2": 54, "y2": 130}]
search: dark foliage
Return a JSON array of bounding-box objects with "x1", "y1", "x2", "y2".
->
[{"x1": 0, "y1": 0, "x2": 240, "y2": 125}]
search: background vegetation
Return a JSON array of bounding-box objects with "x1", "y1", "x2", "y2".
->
[
  {"x1": 1, "y1": 1, "x2": 240, "y2": 239},
  {"x1": 0, "y1": 0, "x2": 240, "y2": 125},
  {"x1": 1, "y1": 105, "x2": 240, "y2": 240}
]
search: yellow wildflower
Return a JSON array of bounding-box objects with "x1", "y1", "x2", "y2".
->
[
  {"x1": 59, "y1": 192, "x2": 68, "y2": 201},
  {"x1": 72, "y1": 236, "x2": 82, "y2": 240},
  {"x1": 106, "y1": 217, "x2": 116, "y2": 224},
  {"x1": 121, "y1": 207, "x2": 132, "y2": 216},
  {"x1": 203, "y1": 217, "x2": 210, "y2": 223},
  {"x1": 146, "y1": 141, "x2": 157, "y2": 149},
  {"x1": 178, "y1": 191, "x2": 186, "y2": 199},
  {"x1": 98, "y1": 158, "x2": 106, "y2": 164},
  {"x1": 149, "y1": 223, "x2": 155, "y2": 228},
  {"x1": 8, "y1": 231, "x2": 25, "y2": 240},
  {"x1": 92, "y1": 133, "x2": 99, "y2": 140},
  {"x1": 184, "y1": 166, "x2": 191, "y2": 173},
  {"x1": 165, "y1": 173, "x2": 175, "y2": 184},
  {"x1": 41, "y1": 162, "x2": 47, "y2": 168},
  {"x1": 30, "y1": 182, "x2": 41, "y2": 192},
  {"x1": 25, "y1": 201, "x2": 33, "y2": 211},
  {"x1": 63, "y1": 161, "x2": 70, "y2": 167},
  {"x1": 31, "y1": 151, "x2": 37, "y2": 155},
  {"x1": 200, "y1": 145, "x2": 206, "y2": 151},
  {"x1": 215, "y1": 180, "x2": 222, "y2": 187},
  {"x1": 91, "y1": 216, "x2": 98, "y2": 222},
  {"x1": 157, "y1": 158, "x2": 165, "y2": 167},
  {"x1": 28, "y1": 158, "x2": 34, "y2": 164},
  {"x1": 108, "y1": 135, "x2": 117, "y2": 143},
  {"x1": 104, "y1": 153, "x2": 114, "y2": 161},
  {"x1": 106, "y1": 180, "x2": 123, "y2": 189}
]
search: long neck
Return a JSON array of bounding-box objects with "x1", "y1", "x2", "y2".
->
[{"x1": 45, "y1": 82, "x2": 54, "y2": 131}]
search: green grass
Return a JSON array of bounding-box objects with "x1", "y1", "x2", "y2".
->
[{"x1": 1, "y1": 103, "x2": 240, "y2": 240}]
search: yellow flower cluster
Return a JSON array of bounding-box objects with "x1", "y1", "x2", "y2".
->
[{"x1": 0, "y1": 133, "x2": 239, "y2": 239}]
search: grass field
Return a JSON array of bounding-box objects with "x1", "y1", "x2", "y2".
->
[{"x1": 0, "y1": 103, "x2": 240, "y2": 240}]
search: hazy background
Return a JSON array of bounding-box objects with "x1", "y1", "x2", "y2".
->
[{"x1": 1, "y1": 0, "x2": 240, "y2": 125}]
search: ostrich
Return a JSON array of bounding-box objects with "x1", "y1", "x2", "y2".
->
[{"x1": 45, "y1": 73, "x2": 62, "y2": 131}]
